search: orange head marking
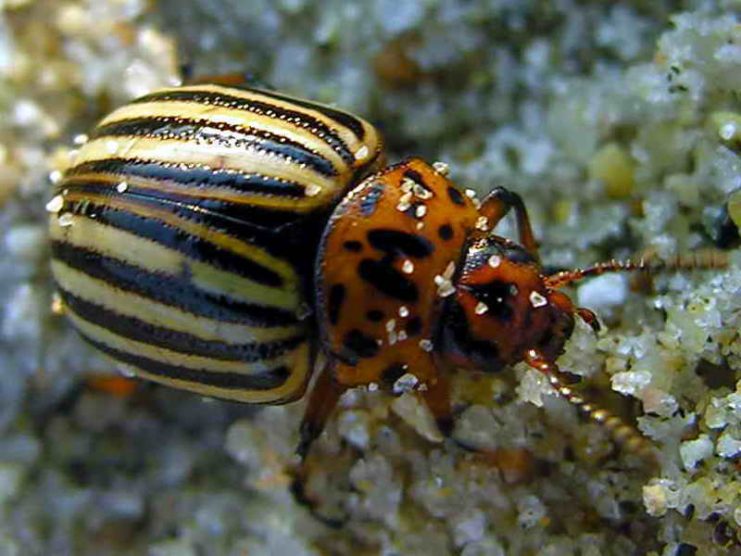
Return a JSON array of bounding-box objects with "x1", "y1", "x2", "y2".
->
[{"x1": 435, "y1": 235, "x2": 575, "y2": 372}]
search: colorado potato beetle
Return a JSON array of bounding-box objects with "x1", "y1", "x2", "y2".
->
[{"x1": 47, "y1": 81, "x2": 728, "y2": 474}]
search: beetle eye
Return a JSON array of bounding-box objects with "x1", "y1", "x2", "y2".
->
[{"x1": 501, "y1": 245, "x2": 536, "y2": 265}]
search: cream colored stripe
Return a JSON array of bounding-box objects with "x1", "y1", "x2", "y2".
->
[
  {"x1": 132, "y1": 342, "x2": 311, "y2": 404},
  {"x1": 50, "y1": 210, "x2": 299, "y2": 310},
  {"x1": 65, "y1": 192, "x2": 296, "y2": 284},
  {"x1": 202, "y1": 84, "x2": 385, "y2": 168},
  {"x1": 52, "y1": 259, "x2": 302, "y2": 346},
  {"x1": 66, "y1": 309, "x2": 303, "y2": 376},
  {"x1": 189, "y1": 85, "x2": 373, "y2": 154},
  {"x1": 71, "y1": 135, "x2": 339, "y2": 210},
  {"x1": 64, "y1": 171, "x2": 305, "y2": 209},
  {"x1": 98, "y1": 101, "x2": 347, "y2": 171}
]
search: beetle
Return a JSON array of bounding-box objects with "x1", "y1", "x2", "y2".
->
[{"x1": 47, "y1": 81, "x2": 727, "y2": 471}]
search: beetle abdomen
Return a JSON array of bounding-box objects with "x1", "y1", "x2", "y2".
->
[{"x1": 48, "y1": 84, "x2": 384, "y2": 404}]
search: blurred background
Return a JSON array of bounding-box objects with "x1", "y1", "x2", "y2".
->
[{"x1": 0, "y1": 1, "x2": 738, "y2": 554}]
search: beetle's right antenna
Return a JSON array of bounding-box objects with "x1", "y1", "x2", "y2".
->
[{"x1": 545, "y1": 249, "x2": 729, "y2": 289}]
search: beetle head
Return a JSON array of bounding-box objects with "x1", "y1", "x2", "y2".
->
[{"x1": 435, "y1": 235, "x2": 575, "y2": 372}]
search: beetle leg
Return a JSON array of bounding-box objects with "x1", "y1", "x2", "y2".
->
[
  {"x1": 576, "y1": 307, "x2": 601, "y2": 333},
  {"x1": 421, "y1": 374, "x2": 536, "y2": 483},
  {"x1": 290, "y1": 359, "x2": 350, "y2": 528},
  {"x1": 420, "y1": 374, "x2": 455, "y2": 437},
  {"x1": 524, "y1": 349, "x2": 657, "y2": 464},
  {"x1": 480, "y1": 187, "x2": 540, "y2": 260},
  {"x1": 296, "y1": 359, "x2": 345, "y2": 460}
]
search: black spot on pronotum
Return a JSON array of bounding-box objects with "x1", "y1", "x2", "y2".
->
[
  {"x1": 366, "y1": 309, "x2": 384, "y2": 322},
  {"x1": 358, "y1": 259, "x2": 419, "y2": 302},
  {"x1": 328, "y1": 284, "x2": 346, "y2": 325},
  {"x1": 366, "y1": 229, "x2": 434, "y2": 259},
  {"x1": 438, "y1": 224, "x2": 453, "y2": 241},
  {"x1": 447, "y1": 186, "x2": 465, "y2": 206},
  {"x1": 403, "y1": 168, "x2": 425, "y2": 186},
  {"x1": 406, "y1": 202, "x2": 425, "y2": 220},
  {"x1": 403, "y1": 168, "x2": 433, "y2": 195},
  {"x1": 381, "y1": 363, "x2": 406, "y2": 385},
  {"x1": 343, "y1": 240, "x2": 363, "y2": 252},
  {"x1": 342, "y1": 329, "x2": 379, "y2": 359},
  {"x1": 405, "y1": 316, "x2": 423, "y2": 336}
]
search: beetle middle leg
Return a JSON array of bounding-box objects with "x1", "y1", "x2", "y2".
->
[
  {"x1": 296, "y1": 359, "x2": 346, "y2": 460},
  {"x1": 290, "y1": 359, "x2": 350, "y2": 527}
]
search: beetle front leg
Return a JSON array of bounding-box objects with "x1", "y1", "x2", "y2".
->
[
  {"x1": 480, "y1": 187, "x2": 540, "y2": 261},
  {"x1": 421, "y1": 373, "x2": 535, "y2": 483},
  {"x1": 290, "y1": 359, "x2": 349, "y2": 528},
  {"x1": 420, "y1": 374, "x2": 455, "y2": 437}
]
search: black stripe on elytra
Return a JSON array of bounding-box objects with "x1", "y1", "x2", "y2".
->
[
  {"x1": 327, "y1": 283, "x2": 346, "y2": 325},
  {"x1": 62, "y1": 174, "x2": 304, "y2": 233},
  {"x1": 66, "y1": 158, "x2": 308, "y2": 198},
  {"x1": 92, "y1": 117, "x2": 338, "y2": 177},
  {"x1": 82, "y1": 336, "x2": 292, "y2": 391},
  {"x1": 62, "y1": 196, "x2": 284, "y2": 288},
  {"x1": 51, "y1": 241, "x2": 297, "y2": 327},
  {"x1": 61, "y1": 289, "x2": 304, "y2": 362},
  {"x1": 130, "y1": 89, "x2": 355, "y2": 162},
  {"x1": 60, "y1": 180, "x2": 317, "y2": 262},
  {"x1": 358, "y1": 259, "x2": 418, "y2": 302},
  {"x1": 366, "y1": 229, "x2": 434, "y2": 259},
  {"x1": 256, "y1": 87, "x2": 367, "y2": 140}
]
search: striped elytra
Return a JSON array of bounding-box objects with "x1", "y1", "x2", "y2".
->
[
  {"x1": 48, "y1": 83, "x2": 383, "y2": 404},
  {"x1": 47, "y1": 80, "x2": 723, "y2": 476}
]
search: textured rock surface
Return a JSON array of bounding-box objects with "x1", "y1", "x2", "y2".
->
[{"x1": 0, "y1": 1, "x2": 738, "y2": 554}]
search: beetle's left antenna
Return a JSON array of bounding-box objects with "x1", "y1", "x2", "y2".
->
[{"x1": 525, "y1": 349, "x2": 657, "y2": 464}]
